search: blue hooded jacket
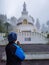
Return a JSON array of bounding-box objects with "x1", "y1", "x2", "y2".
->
[{"x1": 5, "y1": 43, "x2": 25, "y2": 65}]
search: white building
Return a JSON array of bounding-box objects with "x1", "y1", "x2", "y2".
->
[{"x1": 13, "y1": 2, "x2": 48, "y2": 44}]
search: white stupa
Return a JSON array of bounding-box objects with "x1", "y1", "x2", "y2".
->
[
  {"x1": 14, "y1": 2, "x2": 48, "y2": 44},
  {"x1": 16, "y1": 2, "x2": 36, "y2": 32}
]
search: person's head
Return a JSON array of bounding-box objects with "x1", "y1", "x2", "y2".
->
[{"x1": 8, "y1": 32, "x2": 17, "y2": 43}]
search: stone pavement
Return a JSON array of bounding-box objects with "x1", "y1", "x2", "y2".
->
[{"x1": 0, "y1": 44, "x2": 49, "y2": 65}]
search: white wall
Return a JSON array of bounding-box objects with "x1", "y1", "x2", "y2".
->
[
  {"x1": 17, "y1": 32, "x2": 48, "y2": 44},
  {"x1": 16, "y1": 24, "x2": 36, "y2": 32}
]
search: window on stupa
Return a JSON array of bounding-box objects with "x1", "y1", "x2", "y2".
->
[
  {"x1": 22, "y1": 19, "x2": 28, "y2": 24},
  {"x1": 25, "y1": 37, "x2": 31, "y2": 41}
]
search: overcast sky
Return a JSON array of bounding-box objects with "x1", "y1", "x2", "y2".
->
[{"x1": 0, "y1": 0, "x2": 49, "y2": 25}]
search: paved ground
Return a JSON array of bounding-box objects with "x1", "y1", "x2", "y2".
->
[
  {"x1": 0, "y1": 60, "x2": 49, "y2": 65},
  {"x1": 0, "y1": 44, "x2": 49, "y2": 65}
]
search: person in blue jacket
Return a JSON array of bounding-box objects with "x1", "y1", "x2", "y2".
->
[{"x1": 5, "y1": 32, "x2": 25, "y2": 65}]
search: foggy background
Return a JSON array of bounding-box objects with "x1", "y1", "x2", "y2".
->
[{"x1": 0, "y1": 0, "x2": 49, "y2": 25}]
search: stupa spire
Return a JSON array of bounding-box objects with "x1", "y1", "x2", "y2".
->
[
  {"x1": 22, "y1": 2, "x2": 28, "y2": 15},
  {"x1": 23, "y1": 2, "x2": 26, "y2": 11}
]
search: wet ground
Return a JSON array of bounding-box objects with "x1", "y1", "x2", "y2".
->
[
  {"x1": 0, "y1": 44, "x2": 49, "y2": 65},
  {"x1": 0, "y1": 60, "x2": 49, "y2": 65}
]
